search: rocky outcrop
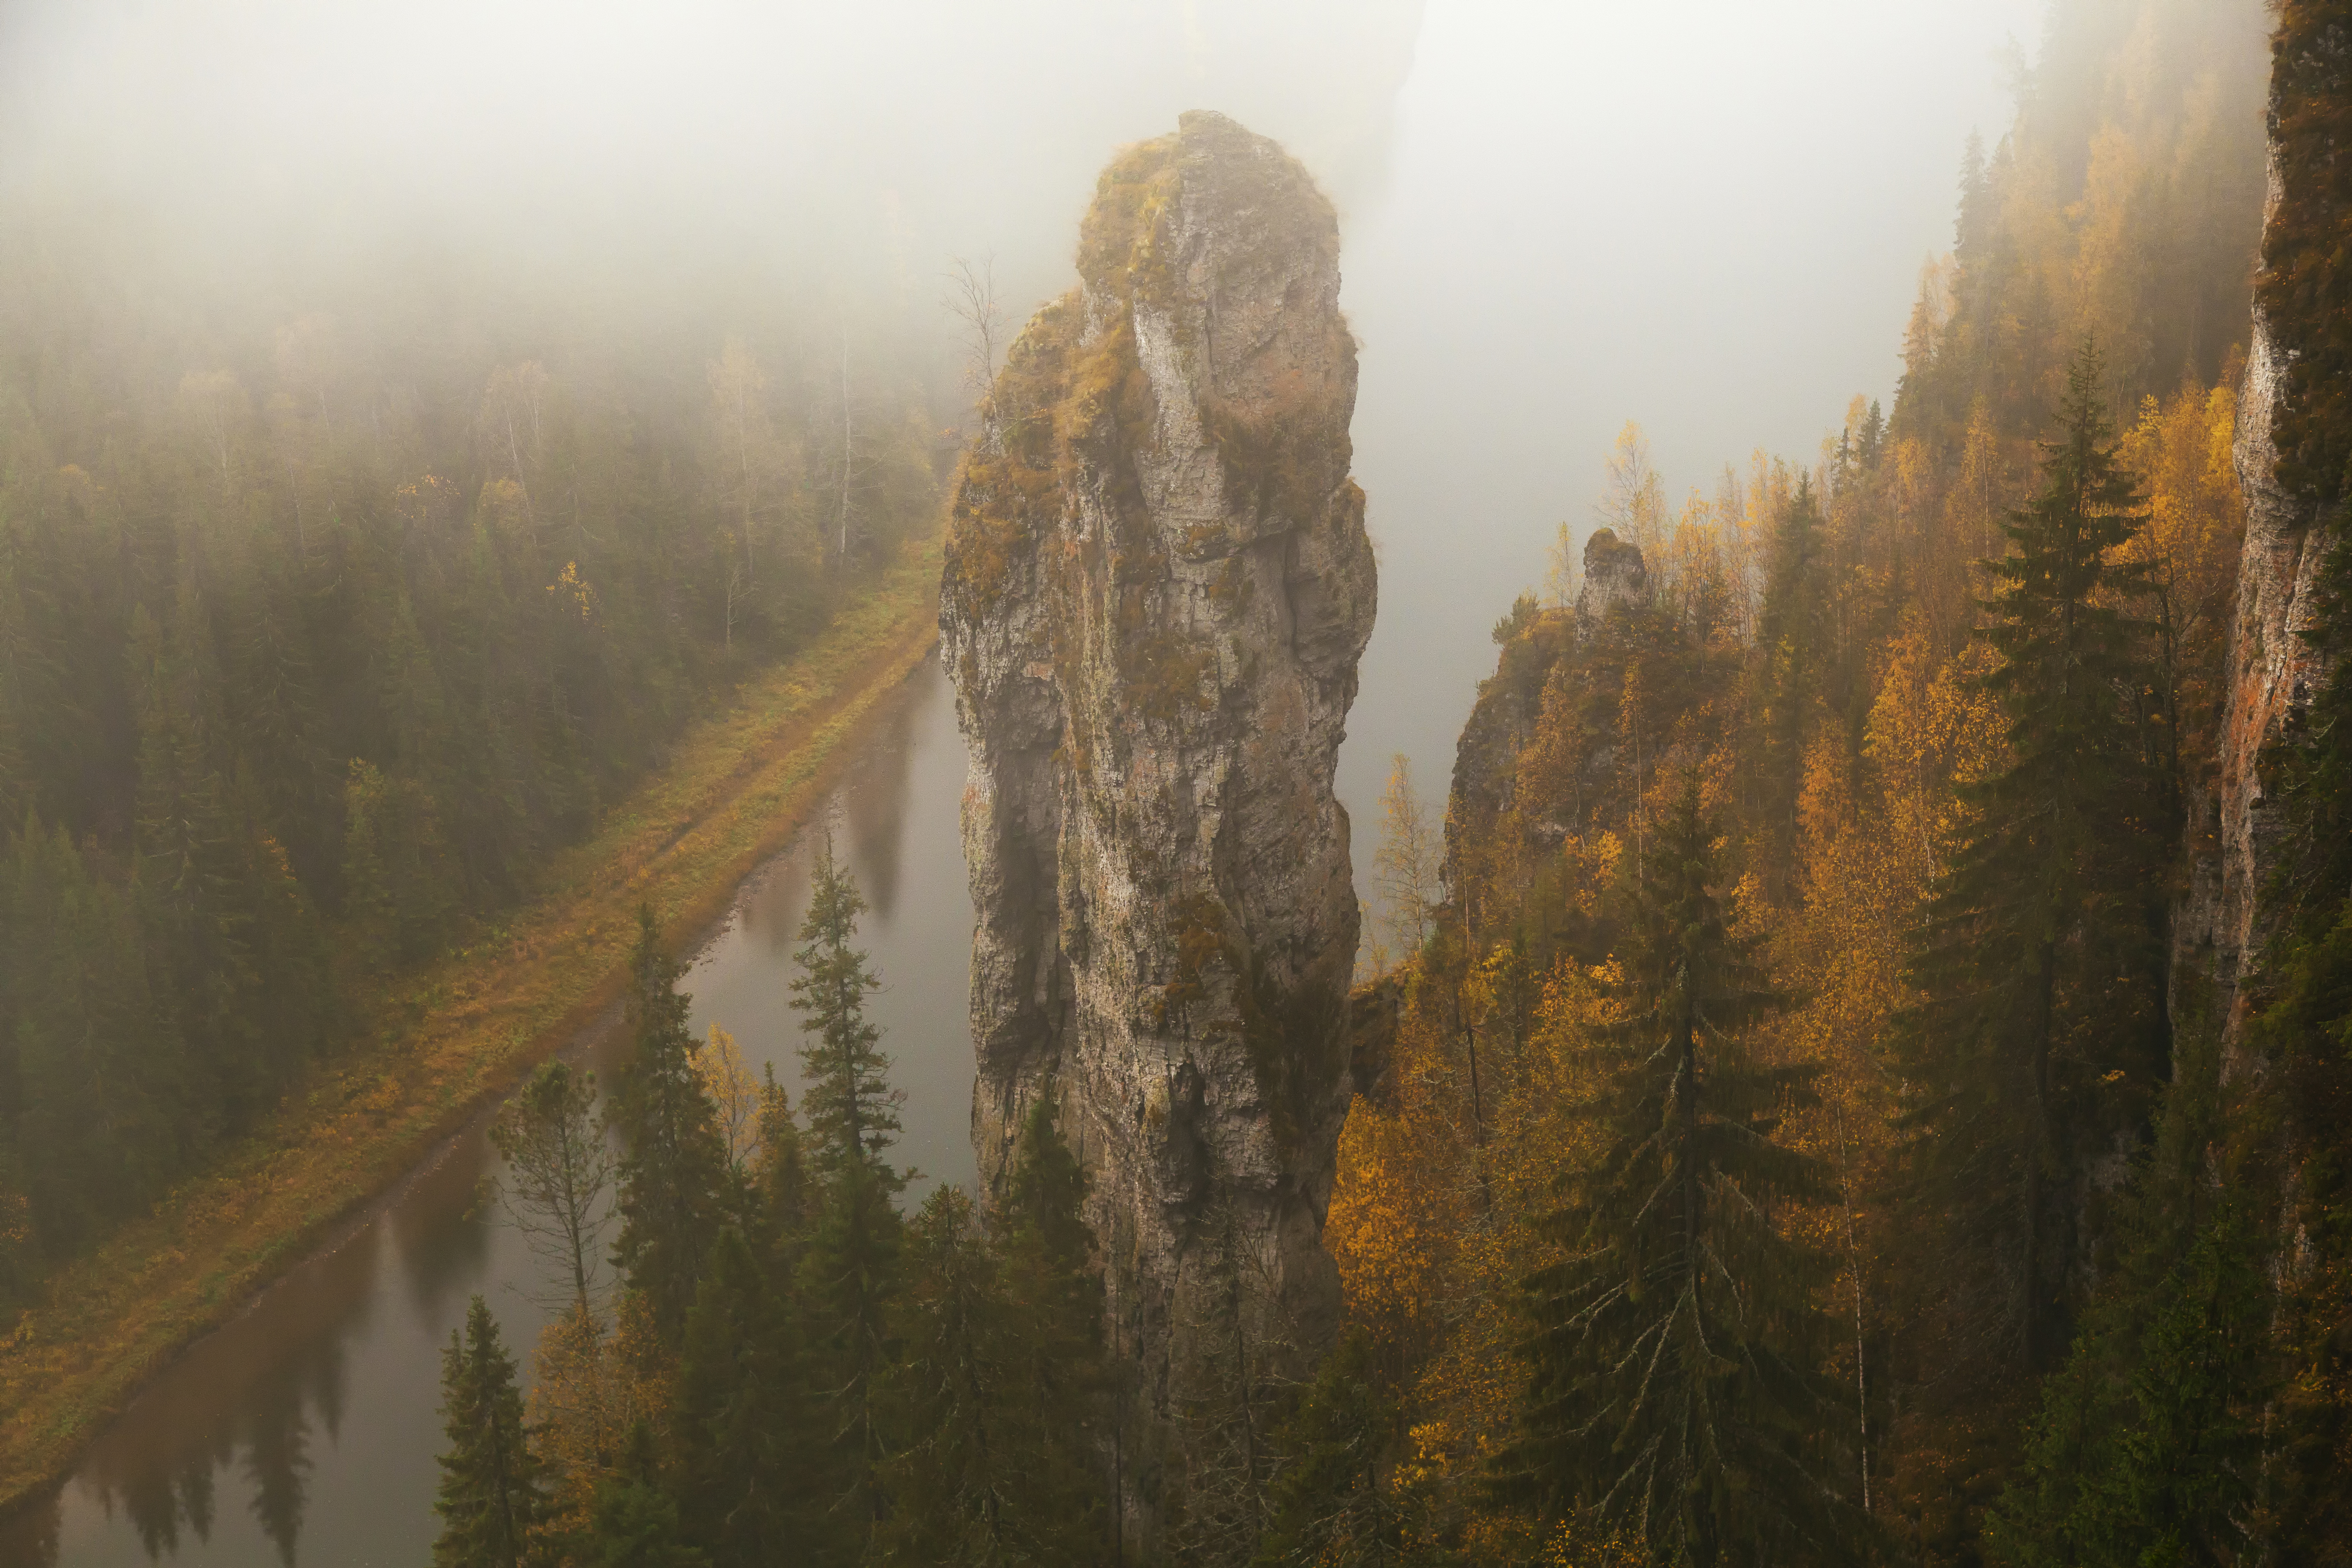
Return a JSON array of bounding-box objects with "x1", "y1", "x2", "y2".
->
[
  {"x1": 1442, "y1": 593, "x2": 1569, "y2": 888},
  {"x1": 1574, "y1": 526, "x2": 1648, "y2": 623},
  {"x1": 1443, "y1": 529, "x2": 1657, "y2": 901},
  {"x1": 941, "y1": 111, "x2": 1374, "y2": 1524},
  {"x1": 2178, "y1": 148, "x2": 2337, "y2": 1058}
]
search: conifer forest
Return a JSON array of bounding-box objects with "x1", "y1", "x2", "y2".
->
[{"x1": 4, "y1": 0, "x2": 2352, "y2": 1564}]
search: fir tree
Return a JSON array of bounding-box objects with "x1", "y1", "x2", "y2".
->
[
  {"x1": 1497, "y1": 774, "x2": 1859, "y2": 1566},
  {"x1": 224, "y1": 545, "x2": 333, "y2": 889},
  {"x1": 432, "y1": 1295, "x2": 544, "y2": 1568},
  {"x1": 204, "y1": 756, "x2": 338, "y2": 1110},
  {"x1": 609, "y1": 905, "x2": 730, "y2": 1346},
  {"x1": 127, "y1": 591, "x2": 242, "y2": 1136},
  {"x1": 341, "y1": 756, "x2": 456, "y2": 966},
  {"x1": 1893, "y1": 337, "x2": 2173, "y2": 1383},
  {"x1": 0, "y1": 511, "x2": 72, "y2": 830}
]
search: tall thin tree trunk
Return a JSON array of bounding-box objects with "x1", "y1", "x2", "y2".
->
[
  {"x1": 2024, "y1": 939, "x2": 2057, "y2": 1367},
  {"x1": 838, "y1": 326, "x2": 854, "y2": 566},
  {"x1": 1829, "y1": 1078, "x2": 1870, "y2": 1514},
  {"x1": 737, "y1": 385, "x2": 755, "y2": 586}
]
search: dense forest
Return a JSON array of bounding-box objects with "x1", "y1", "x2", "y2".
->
[
  {"x1": 1327, "y1": 0, "x2": 2344, "y2": 1562},
  {"x1": 408, "y1": 1, "x2": 2352, "y2": 1565},
  {"x1": 0, "y1": 229, "x2": 945, "y2": 1298},
  {"x1": 424, "y1": 856, "x2": 1124, "y2": 1566},
  {"x1": 13, "y1": 0, "x2": 2349, "y2": 1563}
]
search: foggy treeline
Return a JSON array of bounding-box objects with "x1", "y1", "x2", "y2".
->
[
  {"x1": 0, "y1": 213, "x2": 945, "y2": 1272},
  {"x1": 0, "y1": 0, "x2": 1422, "y2": 1299}
]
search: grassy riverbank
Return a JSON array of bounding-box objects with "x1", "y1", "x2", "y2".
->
[{"x1": 0, "y1": 542, "x2": 943, "y2": 1512}]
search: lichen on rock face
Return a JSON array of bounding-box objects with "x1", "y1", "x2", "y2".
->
[
  {"x1": 941, "y1": 109, "x2": 1375, "y2": 1530},
  {"x1": 2177, "y1": 143, "x2": 2339, "y2": 1059},
  {"x1": 1574, "y1": 526, "x2": 1648, "y2": 623}
]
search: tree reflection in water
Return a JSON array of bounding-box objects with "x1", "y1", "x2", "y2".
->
[
  {"x1": 0, "y1": 655, "x2": 970, "y2": 1567},
  {"x1": 8, "y1": 1491, "x2": 60, "y2": 1567},
  {"x1": 240, "y1": 1371, "x2": 311, "y2": 1566},
  {"x1": 841, "y1": 665, "x2": 927, "y2": 921},
  {"x1": 50, "y1": 1186, "x2": 376, "y2": 1564}
]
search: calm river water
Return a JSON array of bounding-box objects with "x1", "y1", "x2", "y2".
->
[{"x1": 4, "y1": 652, "x2": 977, "y2": 1568}]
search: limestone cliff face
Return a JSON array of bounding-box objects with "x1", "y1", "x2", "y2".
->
[
  {"x1": 2178, "y1": 149, "x2": 2338, "y2": 1051},
  {"x1": 940, "y1": 109, "x2": 1374, "y2": 1478}
]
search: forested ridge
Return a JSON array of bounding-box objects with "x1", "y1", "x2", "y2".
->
[
  {"x1": 1323, "y1": 0, "x2": 2352, "y2": 1561},
  {"x1": 410, "y1": 3, "x2": 2352, "y2": 1565},
  {"x1": 0, "y1": 222, "x2": 945, "y2": 1301}
]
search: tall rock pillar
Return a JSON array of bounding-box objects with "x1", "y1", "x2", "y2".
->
[{"x1": 940, "y1": 110, "x2": 1376, "y2": 1528}]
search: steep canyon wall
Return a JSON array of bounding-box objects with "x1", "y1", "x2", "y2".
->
[{"x1": 2180, "y1": 149, "x2": 2338, "y2": 1056}]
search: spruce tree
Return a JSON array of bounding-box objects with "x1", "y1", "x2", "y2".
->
[
  {"x1": 1497, "y1": 774, "x2": 1859, "y2": 1565},
  {"x1": 609, "y1": 905, "x2": 730, "y2": 1346},
  {"x1": 227, "y1": 547, "x2": 332, "y2": 842},
  {"x1": 882, "y1": 1185, "x2": 1018, "y2": 1565},
  {"x1": 431, "y1": 1295, "x2": 544, "y2": 1568},
  {"x1": 1983, "y1": 1026, "x2": 2272, "y2": 1567},
  {"x1": 992, "y1": 1099, "x2": 1111, "y2": 1558},
  {"x1": 800, "y1": 1157, "x2": 904, "y2": 1561},
  {"x1": 1168, "y1": 1184, "x2": 1279, "y2": 1568},
  {"x1": 588, "y1": 1419, "x2": 704, "y2": 1568},
  {"x1": 791, "y1": 830, "x2": 901, "y2": 1176},
  {"x1": 1253, "y1": 1329, "x2": 1421, "y2": 1568},
  {"x1": 789, "y1": 835, "x2": 905, "y2": 1557},
  {"x1": 673, "y1": 1225, "x2": 808, "y2": 1565},
  {"x1": 885, "y1": 1101, "x2": 1111, "y2": 1565},
  {"x1": 1752, "y1": 476, "x2": 1833, "y2": 900},
  {"x1": 8, "y1": 816, "x2": 188, "y2": 1247},
  {"x1": 0, "y1": 510, "x2": 71, "y2": 830},
  {"x1": 127, "y1": 592, "x2": 241, "y2": 1137},
  {"x1": 751, "y1": 1065, "x2": 815, "y2": 1261},
  {"x1": 221, "y1": 758, "x2": 337, "y2": 1089},
  {"x1": 1987, "y1": 1214, "x2": 2269, "y2": 1568},
  {"x1": 1892, "y1": 337, "x2": 2173, "y2": 1381}
]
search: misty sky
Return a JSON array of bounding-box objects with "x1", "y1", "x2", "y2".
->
[{"x1": 1, "y1": 0, "x2": 2045, "y2": 878}]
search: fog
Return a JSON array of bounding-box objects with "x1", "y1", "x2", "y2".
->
[{"x1": 0, "y1": 0, "x2": 2042, "y2": 869}]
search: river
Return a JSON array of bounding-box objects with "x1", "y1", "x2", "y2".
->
[{"x1": 4, "y1": 652, "x2": 977, "y2": 1568}]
